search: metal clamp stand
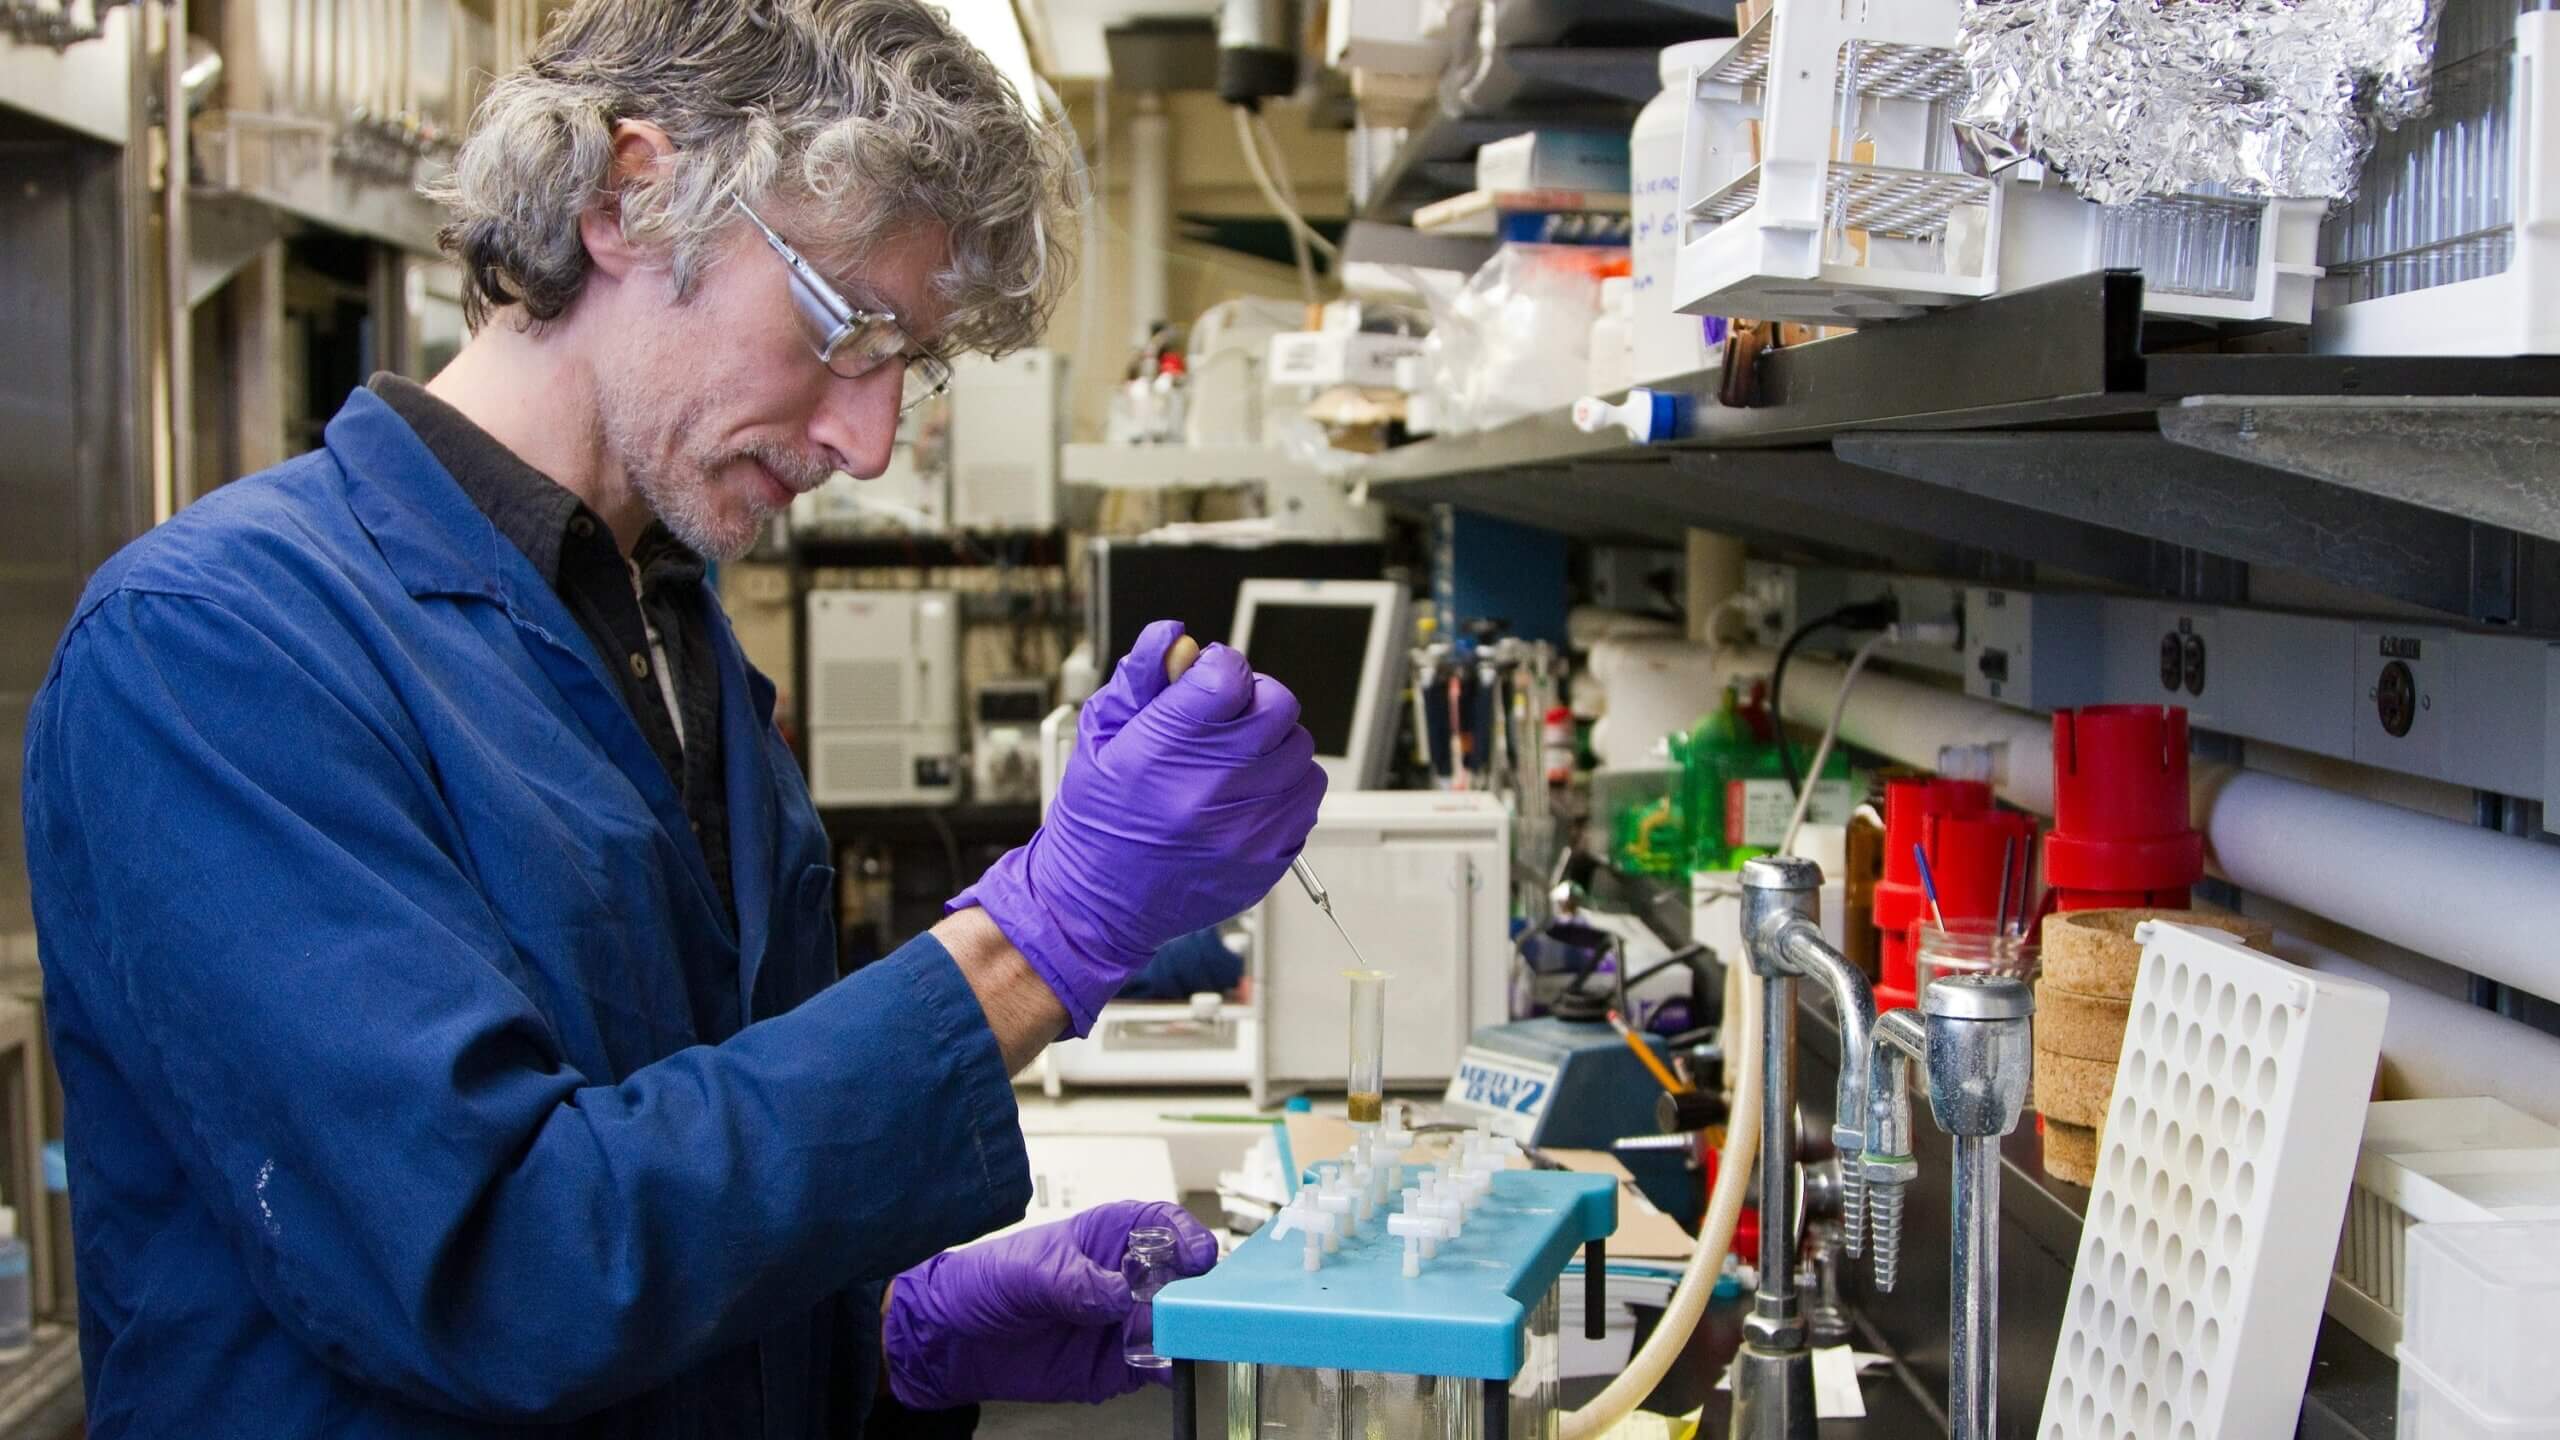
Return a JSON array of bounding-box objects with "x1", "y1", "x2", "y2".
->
[{"x1": 1732, "y1": 859, "x2": 2035, "y2": 1440}]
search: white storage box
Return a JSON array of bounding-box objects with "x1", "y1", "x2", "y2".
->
[
  {"x1": 2399, "y1": 1219, "x2": 2560, "y2": 1426},
  {"x1": 2397, "y1": 1345, "x2": 2560, "y2": 1440},
  {"x1": 2329, "y1": 1098, "x2": 2560, "y2": 1351}
]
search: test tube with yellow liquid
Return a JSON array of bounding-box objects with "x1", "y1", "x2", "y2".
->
[{"x1": 1347, "y1": 969, "x2": 1388, "y2": 1124}]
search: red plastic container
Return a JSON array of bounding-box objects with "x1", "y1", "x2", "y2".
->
[
  {"x1": 2043, "y1": 704, "x2": 2204, "y2": 912},
  {"x1": 1873, "y1": 778, "x2": 1991, "y2": 1010}
]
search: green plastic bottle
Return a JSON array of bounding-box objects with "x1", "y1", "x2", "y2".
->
[{"x1": 1675, "y1": 684, "x2": 1855, "y2": 872}]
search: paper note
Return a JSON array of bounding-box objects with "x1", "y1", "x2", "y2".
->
[{"x1": 1812, "y1": 1344, "x2": 1867, "y2": 1419}]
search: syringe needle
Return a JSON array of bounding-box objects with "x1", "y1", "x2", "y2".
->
[
  {"x1": 1291, "y1": 854, "x2": 1330, "y2": 913},
  {"x1": 1291, "y1": 854, "x2": 1376, "y2": 971}
]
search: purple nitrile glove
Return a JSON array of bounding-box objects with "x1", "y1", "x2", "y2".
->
[
  {"x1": 950, "y1": 620, "x2": 1327, "y2": 1035},
  {"x1": 882, "y1": 1199, "x2": 1220, "y2": 1410}
]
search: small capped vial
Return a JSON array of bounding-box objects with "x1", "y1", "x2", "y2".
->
[{"x1": 1121, "y1": 1226, "x2": 1181, "y2": 1370}]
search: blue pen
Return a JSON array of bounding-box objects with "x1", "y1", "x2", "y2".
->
[{"x1": 1913, "y1": 842, "x2": 1950, "y2": 930}]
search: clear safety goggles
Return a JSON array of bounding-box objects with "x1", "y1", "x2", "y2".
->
[{"x1": 734, "y1": 198, "x2": 952, "y2": 414}]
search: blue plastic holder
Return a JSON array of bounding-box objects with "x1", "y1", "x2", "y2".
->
[{"x1": 1153, "y1": 1169, "x2": 1616, "y2": 1382}]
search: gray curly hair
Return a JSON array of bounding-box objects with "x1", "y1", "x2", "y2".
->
[{"x1": 425, "y1": 0, "x2": 1079, "y2": 356}]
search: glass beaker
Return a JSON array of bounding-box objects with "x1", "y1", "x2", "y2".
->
[
  {"x1": 1123, "y1": 1226, "x2": 1180, "y2": 1370},
  {"x1": 1913, "y1": 918, "x2": 2039, "y2": 993}
]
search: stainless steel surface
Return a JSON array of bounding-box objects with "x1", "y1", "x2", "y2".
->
[
  {"x1": 1749, "y1": 961, "x2": 1801, "y2": 1344},
  {"x1": 1917, "y1": 974, "x2": 2034, "y2": 1440},
  {"x1": 1741, "y1": 859, "x2": 1877, "y2": 1260},
  {"x1": 1864, "y1": 1008, "x2": 1925, "y2": 1293},
  {"x1": 1736, "y1": 857, "x2": 1888, "y2": 1439},
  {"x1": 1729, "y1": 1340, "x2": 1816, "y2": 1440},
  {"x1": 1948, "y1": 1135, "x2": 1999, "y2": 1440}
]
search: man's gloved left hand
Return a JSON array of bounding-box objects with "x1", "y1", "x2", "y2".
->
[{"x1": 882, "y1": 1199, "x2": 1219, "y2": 1410}]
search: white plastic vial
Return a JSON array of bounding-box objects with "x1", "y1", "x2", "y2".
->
[
  {"x1": 0, "y1": 1205, "x2": 31, "y2": 1361},
  {"x1": 1632, "y1": 37, "x2": 1741, "y2": 383}
]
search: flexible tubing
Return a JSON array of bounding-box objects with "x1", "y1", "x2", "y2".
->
[
  {"x1": 1231, "y1": 105, "x2": 1340, "y2": 271},
  {"x1": 1779, "y1": 630, "x2": 1894, "y2": 858},
  {"x1": 1559, "y1": 959, "x2": 1762, "y2": 1440}
]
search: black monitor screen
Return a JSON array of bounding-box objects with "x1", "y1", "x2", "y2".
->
[{"x1": 1241, "y1": 603, "x2": 1378, "y2": 758}]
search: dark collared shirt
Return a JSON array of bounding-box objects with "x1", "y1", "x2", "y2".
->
[{"x1": 369, "y1": 375, "x2": 736, "y2": 932}]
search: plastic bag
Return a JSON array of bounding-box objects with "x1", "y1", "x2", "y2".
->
[{"x1": 1422, "y1": 243, "x2": 1629, "y2": 434}]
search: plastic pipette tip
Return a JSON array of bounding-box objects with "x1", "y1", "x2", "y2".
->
[{"x1": 1912, "y1": 842, "x2": 1950, "y2": 930}]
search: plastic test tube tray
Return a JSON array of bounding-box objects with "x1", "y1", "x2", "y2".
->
[{"x1": 1152, "y1": 1169, "x2": 1616, "y2": 1381}]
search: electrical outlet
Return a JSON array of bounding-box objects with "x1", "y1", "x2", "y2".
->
[
  {"x1": 1964, "y1": 586, "x2": 2103, "y2": 708},
  {"x1": 2354, "y1": 624, "x2": 2449, "y2": 773}
]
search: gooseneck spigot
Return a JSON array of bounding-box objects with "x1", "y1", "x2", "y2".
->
[
  {"x1": 1732, "y1": 857, "x2": 1880, "y2": 1440},
  {"x1": 1920, "y1": 974, "x2": 2034, "y2": 1440}
]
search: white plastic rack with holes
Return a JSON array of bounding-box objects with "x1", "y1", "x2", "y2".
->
[
  {"x1": 2037, "y1": 922, "x2": 2387, "y2": 1440},
  {"x1": 1671, "y1": 0, "x2": 1998, "y2": 326},
  {"x1": 1667, "y1": 2, "x2": 2322, "y2": 327}
]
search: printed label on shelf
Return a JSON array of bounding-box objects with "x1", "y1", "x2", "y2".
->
[{"x1": 1725, "y1": 778, "x2": 1853, "y2": 847}]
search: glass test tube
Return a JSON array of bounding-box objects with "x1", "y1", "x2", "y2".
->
[
  {"x1": 1121, "y1": 1226, "x2": 1180, "y2": 1369},
  {"x1": 1347, "y1": 969, "x2": 1388, "y2": 1124}
]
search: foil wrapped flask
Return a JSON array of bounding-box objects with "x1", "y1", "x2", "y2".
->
[{"x1": 1956, "y1": 0, "x2": 2446, "y2": 204}]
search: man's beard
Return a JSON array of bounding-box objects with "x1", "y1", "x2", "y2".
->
[{"x1": 604, "y1": 390, "x2": 835, "y2": 562}]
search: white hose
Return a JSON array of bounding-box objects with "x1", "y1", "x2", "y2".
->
[
  {"x1": 1231, "y1": 104, "x2": 1339, "y2": 305},
  {"x1": 1779, "y1": 629, "x2": 1895, "y2": 858},
  {"x1": 1560, "y1": 956, "x2": 1762, "y2": 1439}
]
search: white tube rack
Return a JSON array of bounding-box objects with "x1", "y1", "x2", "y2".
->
[
  {"x1": 2315, "y1": 9, "x2": 2560, "y2": 355},
  {"x1": 2037, "y1": 922, "x2": 2387, "y2": 1440},
  {"x1": 1999, "y1": 176, "x2": 2326, "y2": 324},
  {"x1": 1671, "y1": 0, "x2": 2000, "y2": 325},
  {"x1": 1669, "y1": 2, "x2": 2326, "y2": 328}
]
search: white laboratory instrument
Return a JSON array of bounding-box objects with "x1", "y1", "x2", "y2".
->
[
  {"x1": 1022, "y1": 791, "x2": 1513, "y2": 1102},
  {"x1": 945, "y1": 348, "x2": 1064, "y2": 529},
  {"x1": 969, "y1": 678, "x2": 1050, "y2": 804},
  {"x1": 1230, "y1": 578, "x2": 1413, "y2": 791},
  {"x1": 804, "y1": 589, "x2": 962, "y2": 807}
]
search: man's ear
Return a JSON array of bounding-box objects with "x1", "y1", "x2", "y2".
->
[{"x1": 579, "y1": 120, "x2": 678, "y2": 282}]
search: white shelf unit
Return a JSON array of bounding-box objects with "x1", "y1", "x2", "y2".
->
[
  {"x1": 2314, "y1": 8, "x2": 2560, "y2": 355},
  {"x1": 1672, "y1": 1, "x2": 1999, "y2": 325}
]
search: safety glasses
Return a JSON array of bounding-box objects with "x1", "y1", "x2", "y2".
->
[{"x1": 734, "y1": 198, "x2": 952, "y2": 414}]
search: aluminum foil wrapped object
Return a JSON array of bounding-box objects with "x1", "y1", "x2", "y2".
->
[{"x1": 1956, "y1": 0, "x2": 2443, "y2": 204}]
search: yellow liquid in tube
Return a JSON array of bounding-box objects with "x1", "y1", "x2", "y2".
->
[{"x1": 1347, "y1": 1092, "x2": 1383, "y2": 1124}]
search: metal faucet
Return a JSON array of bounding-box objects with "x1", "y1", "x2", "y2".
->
[
  {"x1": 1732, "y1": 857, "x2": 1878, "y2": 1440},
  {"x1": 1867, "y1": 974, "x2": 2036, "y2": 1440},
  {"x1": 1733, "y1": 859, "x2": 2035, "y2": 1440}
]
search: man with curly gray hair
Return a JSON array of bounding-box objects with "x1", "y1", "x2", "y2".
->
[{"x1": 22, "y1": 2, "x2": 1326, "y2": 1437}]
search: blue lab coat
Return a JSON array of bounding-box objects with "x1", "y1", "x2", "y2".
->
[{"x1": 20, "y1": 389, "x2": 1034, "y2": 1437}]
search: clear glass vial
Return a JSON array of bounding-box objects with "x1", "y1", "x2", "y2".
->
[{"x1": 1123, "y1": 1226, "x2": 1181, "y2": 1370}]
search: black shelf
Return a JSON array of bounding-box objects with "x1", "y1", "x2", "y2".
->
[{"x1": 1354, "y1": 272, "x2": 2560, "y2": 622}]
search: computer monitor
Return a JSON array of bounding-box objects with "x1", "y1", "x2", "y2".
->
[{"x1": 1230, "y1": 579, "x2": 1412, "y2": 791}]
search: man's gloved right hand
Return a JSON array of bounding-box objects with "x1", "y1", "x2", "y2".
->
[{"x1": 950, "y1": 620, "x2": 1326, "y2": 1035}]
